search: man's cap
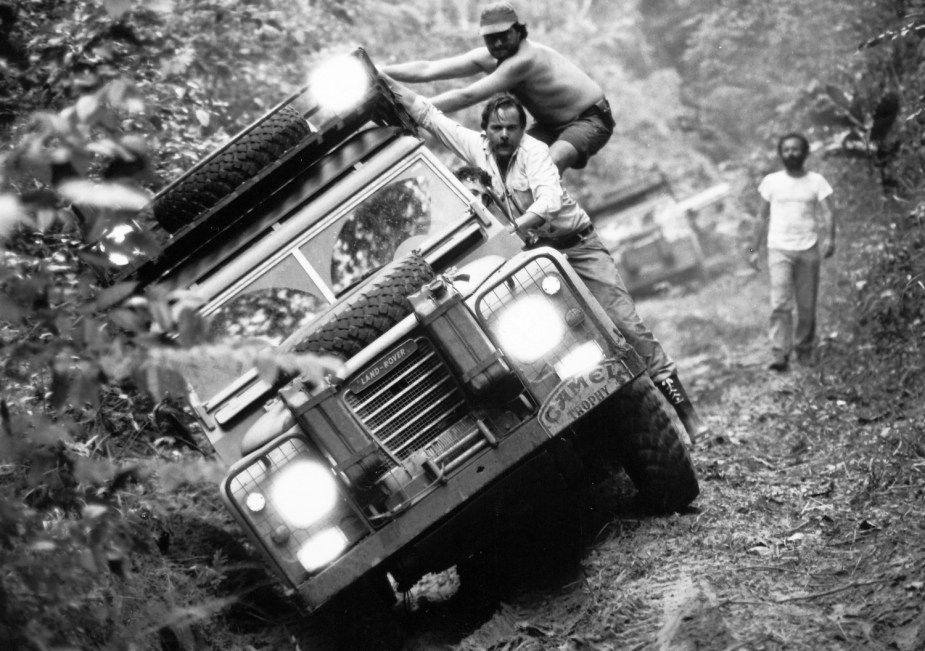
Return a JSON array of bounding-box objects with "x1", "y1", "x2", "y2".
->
[{"x1": 479, "y1": 2, "x2": 519, "y2": 35}]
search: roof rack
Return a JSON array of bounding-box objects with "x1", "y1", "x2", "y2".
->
[{"x1": 118, "y1": 48, "x2": 419, "y2": 285}]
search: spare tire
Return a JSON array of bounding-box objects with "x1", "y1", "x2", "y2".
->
[
  {"x1": 295, "y1": 253, "x2": 435, "y2": 359},
  {"x1": 153, "y1": 104, "x2": 310, "y2": 232}
]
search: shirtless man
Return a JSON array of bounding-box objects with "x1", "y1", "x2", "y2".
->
[{"x1": 381, "y1": 2, "x2": 614, "y2": 173}]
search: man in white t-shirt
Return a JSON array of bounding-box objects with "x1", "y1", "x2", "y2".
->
[{"x1": 748, "y1": 133, "x2": 836, "y2": 371}]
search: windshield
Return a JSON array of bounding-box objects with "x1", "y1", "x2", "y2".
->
[
  {"x1": 315, "y1": 156, "x2": 466, "y2": 295},
  {"x1": 194, "y1": 153, "x2": 471, "y2": 403},
  {"x1": 330, "y1": 176, "x2": 431, "y2": 295}
]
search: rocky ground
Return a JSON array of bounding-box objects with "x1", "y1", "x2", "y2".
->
[{"x1": 391, "y1": 240, "x2": 925, "y2": 650}]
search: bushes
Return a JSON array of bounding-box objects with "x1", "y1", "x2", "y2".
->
[
  {"x1": 858, "y1": 207, "x2": 925, "y2": 344},
  {"x1": 0, "y1": 1, "x2": 363, "y2": 644}
]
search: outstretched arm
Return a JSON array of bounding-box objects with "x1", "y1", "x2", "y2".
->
[
  {"x1": 381, "y1": 48, "x2": 489, "y2": 83},
  {"x1": 381, "y1": 74, "x2": 484, "y2": 166},
  {"x1": 430, "y1": 57, "x2": 530, "y2": 113}
]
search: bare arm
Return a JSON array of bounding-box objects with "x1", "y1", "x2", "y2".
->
[
  {"x1": 819, "y1": 197, "x2": 836, "y2": 258},
  {"x1": 747, "y1": 200, "x2": 770, "y2": 269},
  {"x1": 381, "y1": 48, "x2": 488, "y2": 83},
  {"x1": 430, "y1": 57, "x2": 530, "y2": 113}
]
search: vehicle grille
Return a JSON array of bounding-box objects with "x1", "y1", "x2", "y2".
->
[{"x1": 344, "y1": 337, "x2": 475, "y2": 469}]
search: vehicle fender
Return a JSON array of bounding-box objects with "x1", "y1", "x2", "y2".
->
[
  {"x1": 449, "y1": 255, "x2": 507, "y2": 297},
  {"x1": 240, "y1": 399, "x2": 297, "y2": 456}
]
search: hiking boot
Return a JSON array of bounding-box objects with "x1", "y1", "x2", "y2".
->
[
  {"x1": 768, "y1": 354, "x2": 789, "y2": 372},
  {"x1": 656, "y1": 373, "x2": 708, "y2": 445}
]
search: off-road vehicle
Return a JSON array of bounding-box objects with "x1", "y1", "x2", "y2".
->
[
  {"x1": 120, "y1": 49, "x2": 698, "y2": 648},
  {"x1": 589, "y1": 174, "x2": 730, "y2": 295}
]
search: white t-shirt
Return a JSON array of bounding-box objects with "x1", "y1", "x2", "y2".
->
[{"x1": 758, "y1": 170, "x2": 833, "y2": 251}]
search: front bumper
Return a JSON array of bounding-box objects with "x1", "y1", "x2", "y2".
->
[{"x1": 296, "y1": 412, "x2": 585, "y2": 608}]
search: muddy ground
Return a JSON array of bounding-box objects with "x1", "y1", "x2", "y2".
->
[
  {"x1": 143, "y1": 211, "x2": 925, "y2": 651},
  {"x1": 389, "y1": 241, "x2": 925, "y2": 650}
]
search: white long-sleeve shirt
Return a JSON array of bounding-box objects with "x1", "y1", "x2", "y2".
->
[{"x1": 409, "y1": 96, "x2": 591, "y2": 240}]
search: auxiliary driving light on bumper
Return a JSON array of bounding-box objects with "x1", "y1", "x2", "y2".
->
[
  {"x1": 296, "y1": 528, "x2": 349, "y2": 573},
  {"x1": 554, "y1": 340, "x2": 605, "y2": 379}
]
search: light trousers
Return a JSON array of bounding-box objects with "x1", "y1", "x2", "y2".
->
[{"x1": 768, "y1": 245, "x2": 820, "y2": 358}]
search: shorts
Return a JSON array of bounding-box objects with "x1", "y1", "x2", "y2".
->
[{"x1": 527, "y1": 98, "x2": 615, "y2": 169}]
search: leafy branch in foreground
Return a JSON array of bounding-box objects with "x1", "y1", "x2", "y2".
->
[{"x1": 0, "y1": 74, "x2": 338, "y2": 651}]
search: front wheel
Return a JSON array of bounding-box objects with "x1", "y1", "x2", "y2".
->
[{"x1": 578, "y1": 374, "x2": 699, "y2": 512}]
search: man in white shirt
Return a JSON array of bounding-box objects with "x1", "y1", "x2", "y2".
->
[
  {"x1": 749, "y1": 133, "x2": 836, "y2": 371},
  {"x1": 386, "y1": 79, "x2": 707, "y2": 442}
]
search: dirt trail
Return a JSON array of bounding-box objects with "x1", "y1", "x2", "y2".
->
[{"x1": 398, "y1": 252, "x2": 925, "y2": 650}]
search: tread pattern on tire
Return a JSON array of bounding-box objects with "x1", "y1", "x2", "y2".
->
[
  {"x1": 153, "y1": 104, "x2": 310, "y2": 232},
  {"x1": 582, "y1": 374, "x2": 699, "y2": 513},
  {"x1": 294, "y1": 253, "x2": 435, "y2": 359}
]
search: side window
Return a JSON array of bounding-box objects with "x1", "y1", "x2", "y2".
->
[
  {"x1": 190, "y1": 255, "x2": 329, "y2": 403},
  {"x1": 330, "y1": 176, "x2": 432, "y2": 295},
  {"x1": 209, "y1": 254, "x2": 328, "y2": 345},
  {"x1": 209, "y1": 287, "x2": 327, "y2": 344}
]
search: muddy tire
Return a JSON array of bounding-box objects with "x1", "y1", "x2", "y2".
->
[
  {"x1": 580, "y1": 374, "x2": 698, "y2": 512},
  {"x1": 153, "y1": 104, "x2": 310, "y2": 232},
  {"x1": 295, "y1": 253, "x2": 435, "y2": 358}
]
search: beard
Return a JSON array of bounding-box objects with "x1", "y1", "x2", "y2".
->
[{"x1": 782, "y1": 156, "x2": 805, "y2": 172}]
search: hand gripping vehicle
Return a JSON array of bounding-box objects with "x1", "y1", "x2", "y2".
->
[{"x1": 121, "y1": 50, "x2": 698, "y2": 647}]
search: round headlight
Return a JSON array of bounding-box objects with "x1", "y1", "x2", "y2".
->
[
  {"x1": 494, "y1": 295, "x2": 565, "y2": 363},
  {"x1": 270, "y1": 460, "x2": 339, "y2": 529}
]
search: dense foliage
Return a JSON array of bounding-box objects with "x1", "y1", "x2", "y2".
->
[{"x1": 0, "y1": 0, "x2": 923, "y2": 649}]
